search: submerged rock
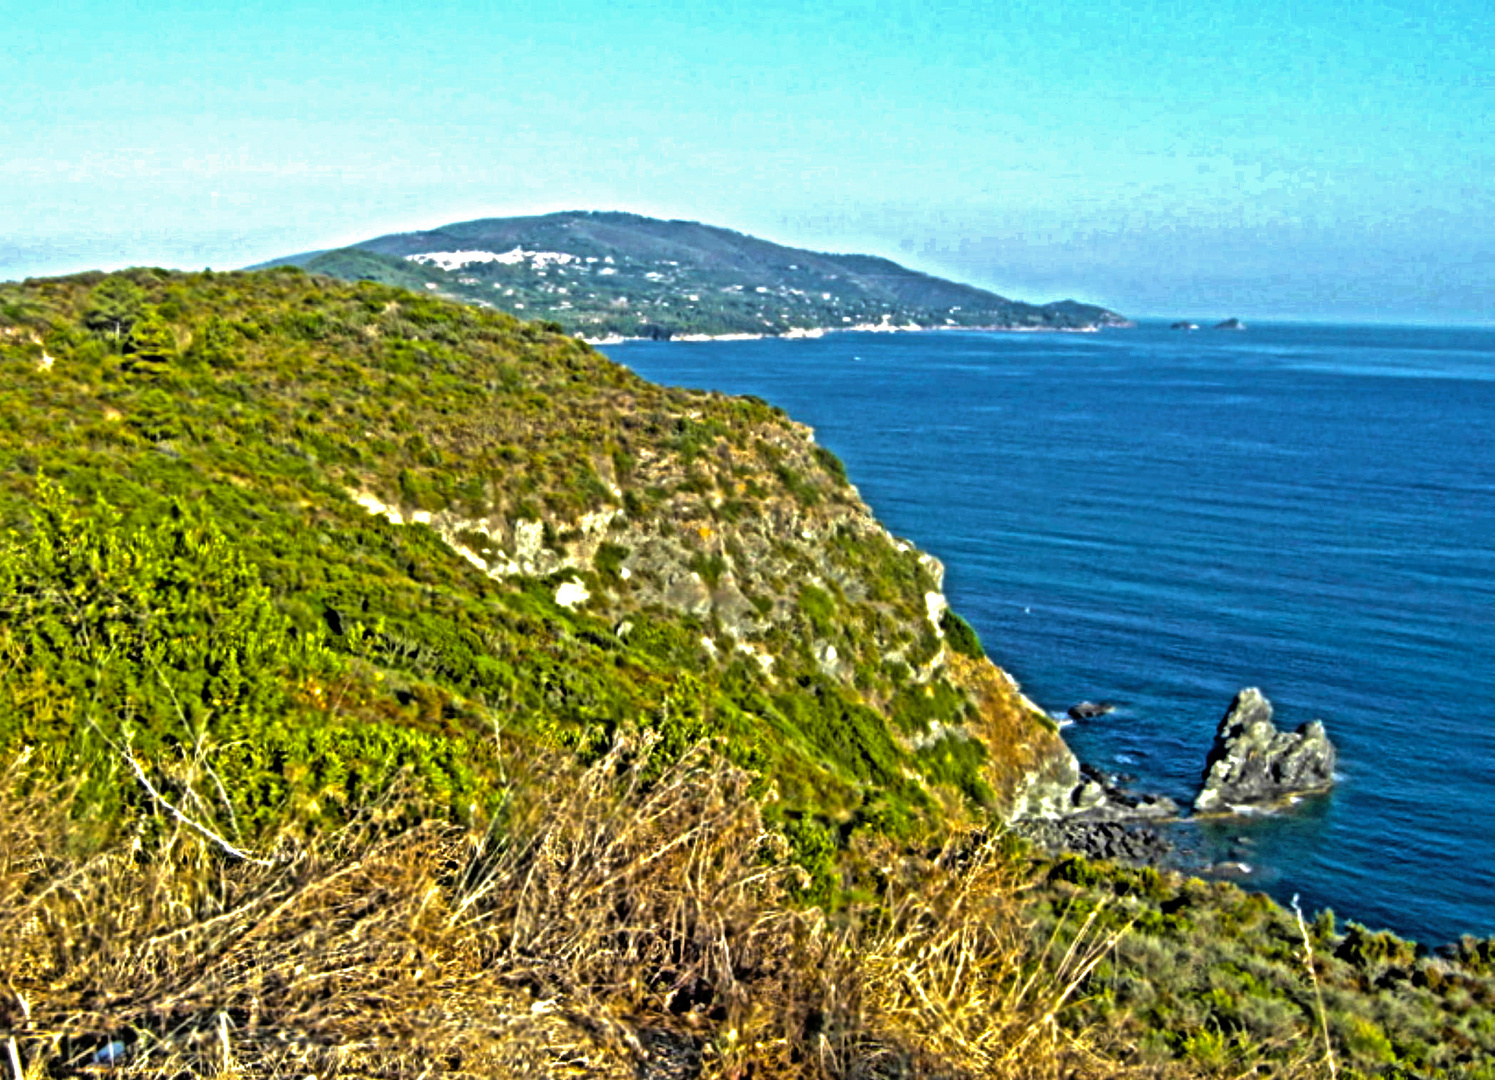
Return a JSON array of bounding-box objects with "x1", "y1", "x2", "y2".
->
[
  {"x1": 1194, "y1": 688, "x2": 1335, "y2": 812},
  {"x1": 1068, "y1": 700, "x2": 1116, "y2": 721}
]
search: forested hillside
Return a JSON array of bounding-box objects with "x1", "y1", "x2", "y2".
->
[{"x1": 264, "y1": 211, "x2": 1131, "y2": 338}]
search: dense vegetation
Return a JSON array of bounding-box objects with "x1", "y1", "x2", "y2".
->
[
  {"x1": 0, "y1": 268, "x2": 1489, "y2": 1078},
  {"x1": 263, "y1": 210, "x2": 1132, "y2": 338},
  {"x1": 0, "y1": 265, "x2": 1012, "y2": 864}
]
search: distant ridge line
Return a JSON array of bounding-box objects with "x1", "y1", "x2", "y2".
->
[{"x1": 260, "y1": 210, "x2": 1131, "y2": 340}]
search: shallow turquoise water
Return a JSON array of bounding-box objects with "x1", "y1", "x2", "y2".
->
[{"x1": 606, "y1": 323, "x2": 1495, "y2": 946}]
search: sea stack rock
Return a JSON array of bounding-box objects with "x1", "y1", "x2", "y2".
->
[
  {"x1": 1194, "y1": 688, "x2": 1335, "y2": 812},
  {"x1": 1213, "y1": 318, "x2": 1247, "y2": 330}
]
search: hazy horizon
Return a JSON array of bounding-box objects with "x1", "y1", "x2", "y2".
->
[{"x1": 4, "y1": 0, "x2": 1489, "y2": 326}]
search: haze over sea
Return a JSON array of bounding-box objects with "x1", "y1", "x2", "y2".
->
[{"x1": 607, "y1": 323, "x2": 1495, "y2": 947}]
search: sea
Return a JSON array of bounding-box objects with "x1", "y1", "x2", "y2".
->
[{"x1": 604, "y1": 322, "x2": 1495, "y2": 948}]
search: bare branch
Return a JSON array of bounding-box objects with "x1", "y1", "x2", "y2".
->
[{"x1": 121, "y1": 748, "x2": 273, "y2": 867}]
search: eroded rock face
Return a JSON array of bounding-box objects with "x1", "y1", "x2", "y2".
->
[
  {"x1": 944, "y1": 653, "x2": 1081, "y2": 822},
  {"x1": 1194, "y1": 688, "x2": 1335, "y2": 813},
  {"x1": 1070, "y1": 763, "x2": 1180, "y2": 822}
]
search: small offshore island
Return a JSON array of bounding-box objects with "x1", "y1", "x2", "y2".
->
[
  {"x1": 0, "y1": 265, "x2": 1490, "y2": 1077},
  {"x1": 261, "y1": 210, "x2": 1134, "y2": 341}
]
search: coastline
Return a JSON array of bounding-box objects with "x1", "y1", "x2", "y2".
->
[{"x1": 581, "y1": 319, "x2": 1133, "y2": 346}]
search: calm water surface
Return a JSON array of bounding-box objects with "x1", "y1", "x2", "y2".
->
[{"x1": 605, "y1": 323, "x2": 1495, "y2": 946}]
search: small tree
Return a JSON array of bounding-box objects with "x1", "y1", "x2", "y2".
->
[
  {"x1": 187, "y1": 314, "x2": 240, "y2": 370},
  {"x1": 123, "y1": 307, "x2": 176, "y2": 375},
  {"x1": 940, "y1": 610, "x2": 986, "y2": 660},
  {"x1": 82, "y1": 276, "x2": 145, "y2": 341}
]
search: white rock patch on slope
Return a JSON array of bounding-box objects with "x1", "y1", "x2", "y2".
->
[
  {"x1": 925, "y1": 591, "x2": 948, "y2": 633},
  {"x1": 352, "y1": 490, "x2": 404, "y2": 526}
]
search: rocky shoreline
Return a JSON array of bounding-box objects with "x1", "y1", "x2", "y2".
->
[
  {"x1": 581, "y1": 320, "x2": 1133, "y2": 346},
  {"x1": 1016, "y1": 817, "x2": 1177, "y2": 866},
  {"x1": 1017, "y1": 688, "x2": 1338, "y2": 874}
]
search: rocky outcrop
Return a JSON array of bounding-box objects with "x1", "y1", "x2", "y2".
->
[
  {"x1": 1070, "y1": 763, "x2": 1180, "y2": 821},
  {"x1": 946, "y1": 653, "x2": 1082, "y2": 821},
  {"x1": 348, "y1": 378, "x2": 1085, "y2": 828},
  {"x1": 351, "y1": 411, "x2": 952, "y2": 690},
  {"x1": 1068, "y1": 700, "x2": 1115, "y2": 721},
  {"x1": 1169, "y1": 321, "x2": 1199, "y2": 331},
  {"x1": 1194, "y1": 689, "x2": 1335, "y2": 812},
  {"x1": 1016, "y1": 819, "x2": 1174, "y2": 866},
  {"x1": 1213, "y1": 318, "x2": 1247, "y2": 330}
]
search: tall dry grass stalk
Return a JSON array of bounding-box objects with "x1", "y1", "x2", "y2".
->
[
  {"x1": 0, "y1": 739, "x2": 1141, "y2": 1078},
  {"x1": 1291, "y1": 895, "x2": 1338, "y2": 1080}
]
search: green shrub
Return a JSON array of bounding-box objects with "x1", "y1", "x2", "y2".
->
[{"x1": 940, "y1": 609, "x2": 985, "y2": 659}]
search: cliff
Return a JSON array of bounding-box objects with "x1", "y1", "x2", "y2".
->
[{"x1": 0, "y1": 266, "x2": 1084, "y2": 848}]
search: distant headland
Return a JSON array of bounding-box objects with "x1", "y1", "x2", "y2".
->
[{"x1": 257, "y1": 211, "x2": 1132, "y2": 340}]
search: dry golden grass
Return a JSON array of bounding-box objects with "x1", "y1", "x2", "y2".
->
[{"x1": 0, "y1": 739, "x2": 1167, "y2": 1079}]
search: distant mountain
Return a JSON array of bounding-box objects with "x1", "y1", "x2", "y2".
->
[{"x1": 261, "y1": 211, "x2": 1131, "y2": 339}]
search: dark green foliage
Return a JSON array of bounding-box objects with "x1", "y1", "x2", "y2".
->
[
  {"x1": 888, "y1": 676, "x2": 968, "y2": 736},
  {"x1": 123, "y1": 307, "x2": 177, "y2": 375},
  {"x1": 0, "y1": 481, "x2": 325, "y2": 824},
  {"x1": 813, "y1": 444, "x2": 849, "y2": 486},
  {"x1": 689, "y1": 551, "x2": 727, "y2": 587},
  {"x1": 594, "y1": 541, "x2": 630, "y2": 583},
  {"x1": 1337, "y1": 923, "x2": 1419, "y2": 970},
  {"x1": 781, "y1": 815, "x2": 839, "y2": 902},
  {"x1": 671, "y1": 416, "x2": 729, "y2": 463},
  {"x1": 1450, "y1": 935, "x2": 1495, "y2": 976},
  {"x1": 82, "y1": 276, "x2": 145, "y2": 340},
  {"x1": 4, "y1": 265, "x2": 970, "y2": 848},
  {"x1": 1031, "y1": 847, "x2": 1495, "y2": 1076},
  {"x1": 772, "y1": 675, "x2": 907, "y2": 790},
  {"x1": 797, "y1": 584, "x2": 837, "y2": 637},
  {"x1": 940, "y1": 609, "x2": 985, "y2": 660},
  {"x1": 913, "y1": 731, "x2": 992, "y2": 806},
  {"x1": 774, "y1": 464, "x2": 820, "y2": 507},
  {"x1": 186, "y1": 314, "x2": 241, "y2": 370}
]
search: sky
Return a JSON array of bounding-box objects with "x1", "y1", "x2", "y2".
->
[{"x1": 2, "y1": 0, "x2": 1490, "y2": 323}]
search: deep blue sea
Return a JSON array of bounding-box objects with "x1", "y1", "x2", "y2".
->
[{"x1": 604, "y1": 323, "x2": 1495, "y2": 947}]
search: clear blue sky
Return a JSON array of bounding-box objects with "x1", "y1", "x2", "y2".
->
[{"x1": 2, "y1": 0, "x2": 1489, "y2": 323}]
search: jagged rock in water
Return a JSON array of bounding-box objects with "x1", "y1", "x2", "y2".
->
[
  {"x1": 1213, "y1": 317, "x2": 1247, "y2": 330},
  {"x1": 1194, "y1": 688, "x2": 1335, "y2": 812}
]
